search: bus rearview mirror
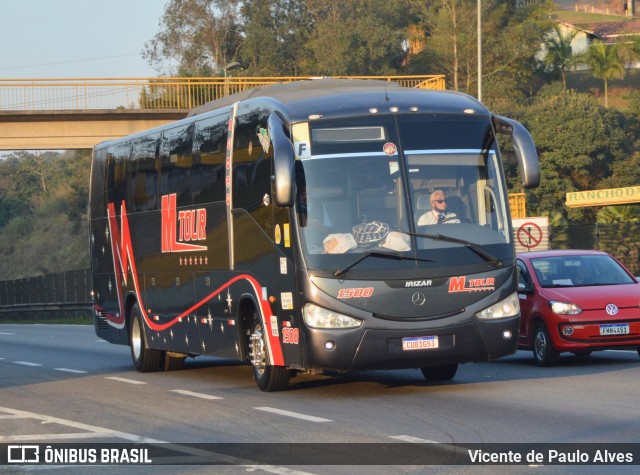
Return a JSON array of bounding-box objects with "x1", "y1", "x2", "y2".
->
[
  {"x1": 268, "y1": 113, "x2": 295, "y2": 207},
  {"x1": 493, "y1": 116, "x2": 540, "y2": 189}
]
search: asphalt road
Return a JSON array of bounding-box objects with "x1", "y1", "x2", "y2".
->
[{"x1": 1, "y1": 324, "x2": 640, "y2": 474}]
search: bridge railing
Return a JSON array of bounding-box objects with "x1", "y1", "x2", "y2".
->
[{"x1": 0, "y1": 75, "x2": 446, "y2": 111}]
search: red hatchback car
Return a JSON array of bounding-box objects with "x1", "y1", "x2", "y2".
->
[{"x1": 517, "y1": 250, "x2": 640, "y2": 366}]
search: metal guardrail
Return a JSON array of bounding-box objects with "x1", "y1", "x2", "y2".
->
[
  {"x1": 0, "y1": 75, "x2": 446, "y2": 111},
  {"x1": 0, "y1": 269, "x2": 91, "y2": 319}
]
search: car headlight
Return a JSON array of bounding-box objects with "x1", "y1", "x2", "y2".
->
[
  {"x1": 303, "y1": 304, "x2": 363, "y2": 329},
  {"x1": 549, "y1": 300, "x2": 582, "y2": 315},
  {"x1": 476, "y1": 292, "x2": 520, "y2": 320}
]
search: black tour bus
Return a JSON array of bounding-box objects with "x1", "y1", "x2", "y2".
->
[{"x1": 89, "y1": 79, "x2": 539, "y2": 391}]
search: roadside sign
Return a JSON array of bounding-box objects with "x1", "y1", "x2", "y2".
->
[{"x1": 513, "y1": 217, "x2": 549, "y2": 253}]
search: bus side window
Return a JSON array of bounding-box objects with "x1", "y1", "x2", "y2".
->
[
  {"x1": 130, "y1": 134, "x2": 159, "y2": 212},
  {"x1": 106, "y1": 142, "x2": 130, "y2": 206},
  {"x1": 232, "y1": 111, "x2": 273, "y2": 214},
  {"x1": 192, "y1": 114, "x2": 227, "y2": 205},
  {"x1": 160, "y1": 124, "x2": 194, "y2": 207}
]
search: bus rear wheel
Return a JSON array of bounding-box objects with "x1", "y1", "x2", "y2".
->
[
  {"x1": 248, "y1": 311, "x2": 289, "y2": 392},
  {"x1": 130, "y1": 303, "x2": 162, "y2": 372},
  {"x1": 420, "y1": 364, "x2": 458, "y2": 382}
]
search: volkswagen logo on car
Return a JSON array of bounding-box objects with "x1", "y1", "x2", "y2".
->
[{"x1": 605, "y1": 304, "x2": 619, "y2": 316}]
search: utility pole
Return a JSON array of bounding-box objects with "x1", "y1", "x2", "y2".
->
[{"x1": 477, "y1": 0, "x2": 482, "y2": 102}]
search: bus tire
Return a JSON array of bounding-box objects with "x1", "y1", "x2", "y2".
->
[
  {"x1": 129, "y1": 303, "x2": 162, "y2": 372},
  {"x1": 248, "y1": 310, "x2": 289, "y2": 392},
  {"x1": 420, "y1": 364, "x2": 458, "y2": 382}
]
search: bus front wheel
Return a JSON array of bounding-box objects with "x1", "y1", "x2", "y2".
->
[
  {"x1": 130, "y1": 303, "x2": 162, "y2": 372},
  {"x1": 420, "y1": 364, "x2": 458, "y2": 382},
  {"x1": 248, "y1": 311, "x2": 289, "y2": 392}
]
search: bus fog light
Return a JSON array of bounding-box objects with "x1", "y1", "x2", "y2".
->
[
  {"x1": 325, "y1": 341, "x2": 336, "y2": 350},
  {"x1": 503, "y1": 330, "x2": 512, "y2": 340}
]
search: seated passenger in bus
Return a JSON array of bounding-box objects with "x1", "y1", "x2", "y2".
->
[{"x1": 417, "y1": 190, "x2": 460, "y2": 225}]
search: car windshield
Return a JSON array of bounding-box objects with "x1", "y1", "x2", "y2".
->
[
  {"x1": 292, "y1": 114, "x2": 513, "y2": 277},
  {"x1": 531, "y1": 254, "x2": 635, "y2": 288}
]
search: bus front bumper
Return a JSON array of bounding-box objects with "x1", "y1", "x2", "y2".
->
[{"x1": 303, "y1": 316, "x2": 520, "y2": 372}]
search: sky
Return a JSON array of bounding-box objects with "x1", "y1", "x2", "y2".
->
[{"x1": 0, "y1": 0, "x2": 170, "y2": 78}]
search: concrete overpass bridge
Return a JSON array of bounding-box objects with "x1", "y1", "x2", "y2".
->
[{"x1": 0, "y1": 75, "x2": 445, "y2": 151}]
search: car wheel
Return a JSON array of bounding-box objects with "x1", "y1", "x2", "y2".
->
[
  {"x1": 130, "y1": 303, "x2": 162, "y2": 372},
  {"x1": 420, "y1": 364, "x2": 458, "y2": 382},
  {"x1": 533, "y1": 323, "x2": 559, "y2": 367},
  {"x1": 248, "y1": 309, "x2": 289, "y2": 392}
]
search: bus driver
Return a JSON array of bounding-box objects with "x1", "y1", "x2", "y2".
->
[{"x1": 417, "y1": 190, "x2": 460, "y2": 225}]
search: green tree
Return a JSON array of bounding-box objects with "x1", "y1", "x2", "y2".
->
[
  {"x1": 541, "y1": 24, "x2": 578, "y2": 88},
  {"x1": 303, "y1": 0, "x2": 411, "y2": 75},
  {"x1": 240, "y1": 0, "x2": 312, "y2": 75},
  {"x1": 577, "y1": 40, "x2": 626, "y2": 108},
  {"x1": 414, "y1": 0, "x2": 552, "y2": 102},
  {"x1": 142, "y1": 0, "x2": 244, "y2": 76},
  {"x1": 0, "y1": 150, "x2": 90, "y2": 280},
  {"x1": 512, "y1": 88, "x2": 632, "y2": 223}
]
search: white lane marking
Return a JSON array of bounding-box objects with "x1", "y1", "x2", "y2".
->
[
  {"x1": 105, "y1": 376, "x2": 147, "y2": 385},
  {"x1": 0, "y1": 332, "x2": 14, "y2": 335},
  {"x1": 0, "y1": 406, "x2": 164, "y2": 443},
  {"x1": 171, "y1": 389, "x2": 222, "y2": 400},
  {"x1": 245, "y1": 466, "x2": 317, "y2": 475},
  {"x1": 255, "y1": 407, "x2": 332, "y2": 423},
  {"x1": 55, "y1": 368, "x2": 88, "y2": 374},
  {"x1": 390, "y1": 435, "x2": 439, "y2": 443},
  {"x1": 0, "y1": 406, "x2": 318, "y2": 473},
  {"x1": 14, "y1": 361, "x2": 42, "y2": 367}
]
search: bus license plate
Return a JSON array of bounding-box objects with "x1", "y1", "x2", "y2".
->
[
  {"x1": 600, "y1": 324, "x2": 629, "y2": 336},
  {"x1": 402, "y1": 336, "x2": 438, "y2": 351}
]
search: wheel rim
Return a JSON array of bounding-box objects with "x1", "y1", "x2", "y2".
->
[
  {"x1": 131, "y1": 316, "x2": 142, "y2": 361},
  {"x1": 249, "y1": 324, "x2": 267, "y2": 375},
  {"x1": 534, "y1": 328, "x2": 546, "y2": 360}
]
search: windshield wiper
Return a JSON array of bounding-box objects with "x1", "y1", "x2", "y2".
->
[
  {"x1": 333, "y1": 250, "x2": 434, "y2": 278},
  {"x1": 405, "y1": 231, "x2": 501, "y2": 266}
]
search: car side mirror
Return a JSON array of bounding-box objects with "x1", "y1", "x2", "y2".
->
[{"x1": 518, "y1": 281, "x2": 534, "y2": 295}]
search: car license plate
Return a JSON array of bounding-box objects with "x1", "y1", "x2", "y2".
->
[
  {"x1": 402, "y1": 336, "x2": 438, "y2": 351},
  {"x1": 600, "y1": 324, "x2": 629, "y2": 336}
]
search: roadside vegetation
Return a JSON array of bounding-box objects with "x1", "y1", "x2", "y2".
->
[{"x1": 1, "y1": 0, "x2": 639, "y2": 280}]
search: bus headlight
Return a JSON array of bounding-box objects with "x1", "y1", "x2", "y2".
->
[
  {"x1": 303, "y1": 304, "x2": 363, "y2": 329},
  {"x1": 476, "y1": 292, "x2": 520, "y2": 320}
]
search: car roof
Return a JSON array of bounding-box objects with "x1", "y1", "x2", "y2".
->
[{"x1": 517, "y1": 249, "x2": 610, "y2": 260}]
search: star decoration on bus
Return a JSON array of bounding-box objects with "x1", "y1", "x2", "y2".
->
[
  {"x1": 206, "y1": 310, "x2": 213, "y2": 329},
  {"x1": 226, "y1": 289, "x2": 232, "y2": 311}
]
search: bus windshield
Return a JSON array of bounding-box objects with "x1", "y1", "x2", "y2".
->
[{"x1": 295, "y1": 114, "x2": 512, "y2": 277}]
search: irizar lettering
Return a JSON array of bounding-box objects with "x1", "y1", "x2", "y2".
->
[{"x1": 405, "y1": 280, "x2": 432, "y2": 287}]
